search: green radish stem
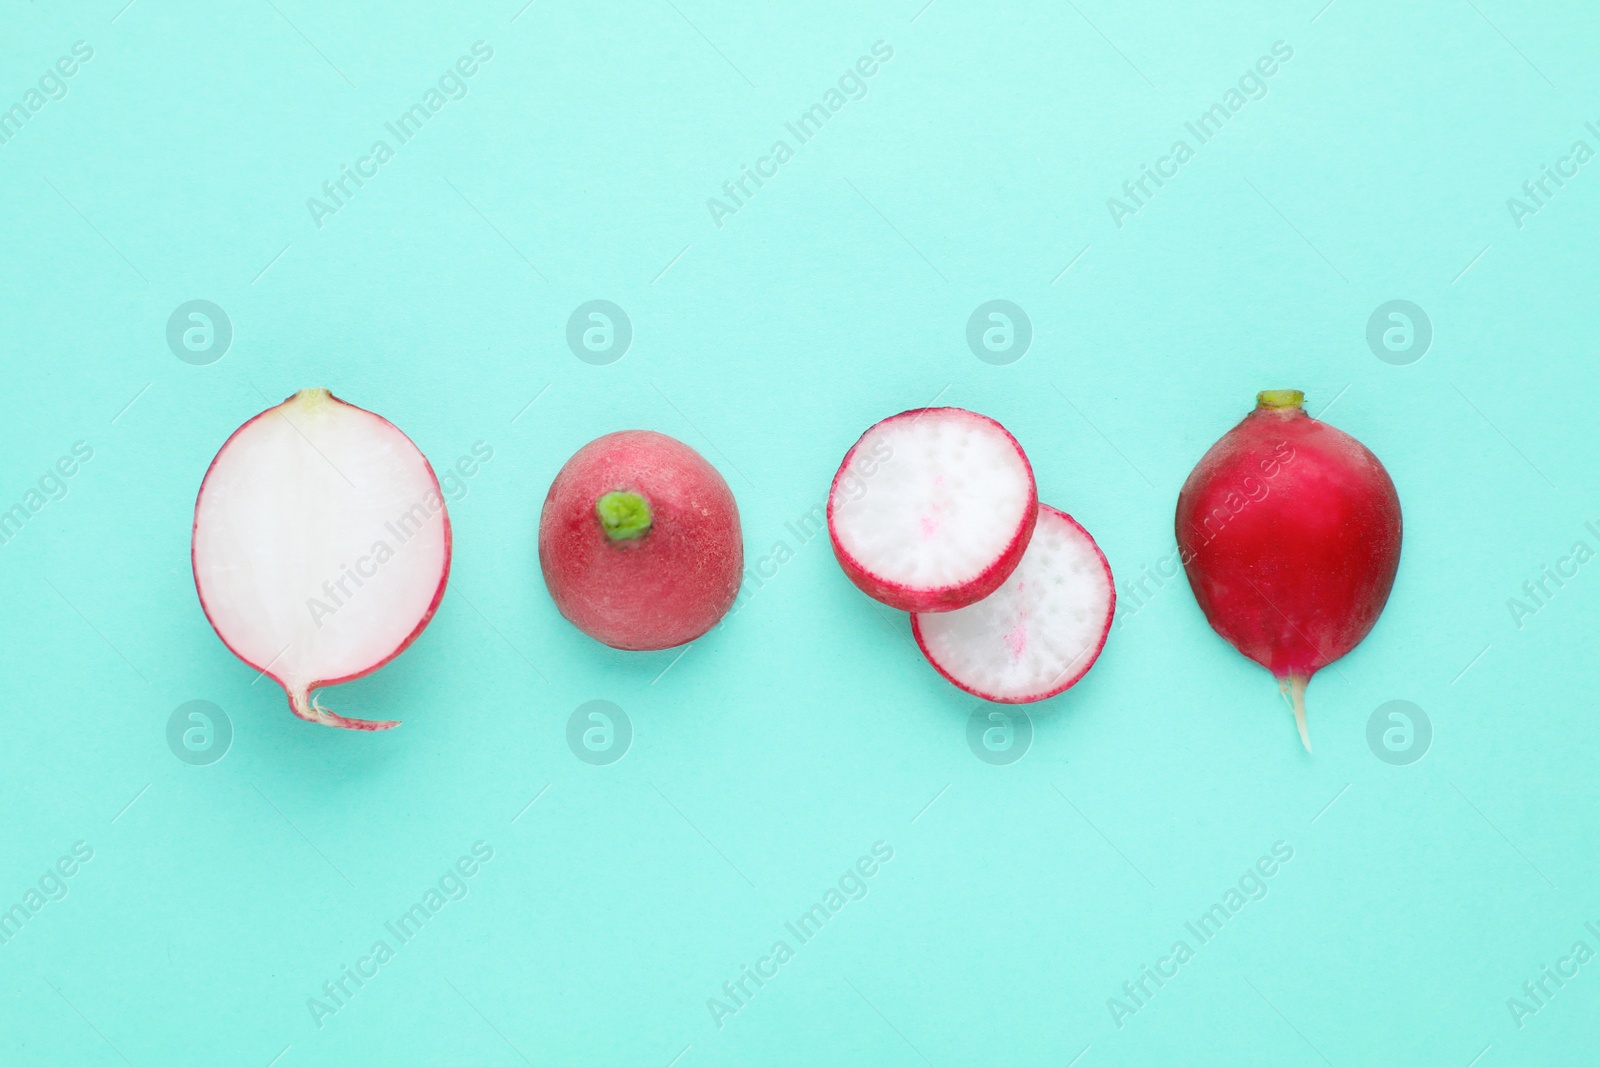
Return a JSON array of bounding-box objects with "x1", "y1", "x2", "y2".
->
[
  {"x1": 1256, "y1": 389, "x2": 1305, "y2": 411},
  {"x1": 1278, "y1": 674, "x2": 1312, "y2": 752},
  {"x1": 596, "y1": 491, "x2": 652, "y2": 540}
]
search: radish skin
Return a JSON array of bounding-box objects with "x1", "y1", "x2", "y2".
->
[
  {"x1": 1176, "y1": 390, "x2": 1402, "y2": 751},
  {"x1": 539, "y1": 431, "x2": 743, "y2": 651}
]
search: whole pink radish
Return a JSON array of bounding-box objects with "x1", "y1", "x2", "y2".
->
[
  {"x1": 192, "y1": 388, "x2": 452, "y2": 730},
  {"x1": 1175, "y1": 389, "x2": 1402, "y2": 751},
  {"x1": 539, "y1": 430, "x2": 742, "y2": 651},
  {"x1": 828, "y1": 407, "x2": 1038, "y2": 612}
]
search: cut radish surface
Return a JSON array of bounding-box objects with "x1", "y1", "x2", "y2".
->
[
  {"x1": 827, "y1": 407, "x2": 1037, "y2": 613},
  {"x1": 192, "y1": 388, "x2": 451, "y2": 731},
  {"x1": 912, "y1": 505, "x2": 1114, "y2": 703}
]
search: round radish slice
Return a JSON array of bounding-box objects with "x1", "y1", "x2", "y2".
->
[
  {"x1": 912, "y1": 505, "x2": 1114, "y2": 703},
  {"x1": 827, "y1": 407, "x2": 1037, "y2": 612},
  {"x1": 192, "y1": 389, "x2": 451, "y2": 731}
]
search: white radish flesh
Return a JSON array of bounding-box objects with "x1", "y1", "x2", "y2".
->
[
  {"x1": 191, "y1": 389, "x2": 451, "y2": 730},
  {"x1": 828, "y1": 407, "x2": 1037, "y2": 612},
  {"x1": 912, "y1": 505, "x2": 1114, "y2": 703}
]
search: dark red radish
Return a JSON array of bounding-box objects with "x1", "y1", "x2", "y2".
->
[
  {"x1": 912, "y1": 505, "x2": 1114, "y2": 703},
  {"x1": 192, "y1": 388, "x2": 452, "y2": 731},
  {"x1": 828, "y1": 407, "x2": 1038, "y2": 613},
  {"x1": 1175, "y1": 389, "x2": 1402, "y2": 751},
  {"x1": 539, "y1": 430, "x2": 742, "y2": 651}
]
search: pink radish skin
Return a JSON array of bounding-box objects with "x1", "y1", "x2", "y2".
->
[
  {"x1": 828, "y1": 408, "x2": 1038, "y2": 613},
  {"x1": 192, "y1": 389, "x2": 451, "y2": 731},
  {"x1": 539, "y1": 431, "x2": 742, "y2": 651},
  {"x1": 1175, "y1": 389, "x2": 1403, "y2": 751},
  {"x1": 912, "y1": 505, "x2": 1115, "y2": 703}
]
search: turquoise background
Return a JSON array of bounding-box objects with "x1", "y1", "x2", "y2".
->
[{"x1": 3, "y1": 0, "x2": 1597, "y2": 1063}]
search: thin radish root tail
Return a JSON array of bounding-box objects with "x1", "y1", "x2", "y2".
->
[
  {"x1": 1285, "y1": 674, "x2": 1311, "y2": 752},
  {"x1": 289, "y1": 688, "x2": 401, "y2": 732}
]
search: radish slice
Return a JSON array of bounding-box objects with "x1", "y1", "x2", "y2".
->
[
  {"x1": 912, "y1": 505, "x2": 1114, "y2": 703},
  {"x1": 191, "y1": 389, "x2": 452, "y2": 731},
  {"x1": 827, "y1": 407, "x2": 1038, "y2": 612}
]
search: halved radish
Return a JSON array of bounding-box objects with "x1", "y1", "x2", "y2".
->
[
  {"x1": 912, "y1": 505, "x2": 1114, "y2": 703},
  {"x1": 827, "y1": 408, "x2": 1037, "y2": 612},
  {"x1": 191, "y1": 388, "x2": 451, "y2": 731}
]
